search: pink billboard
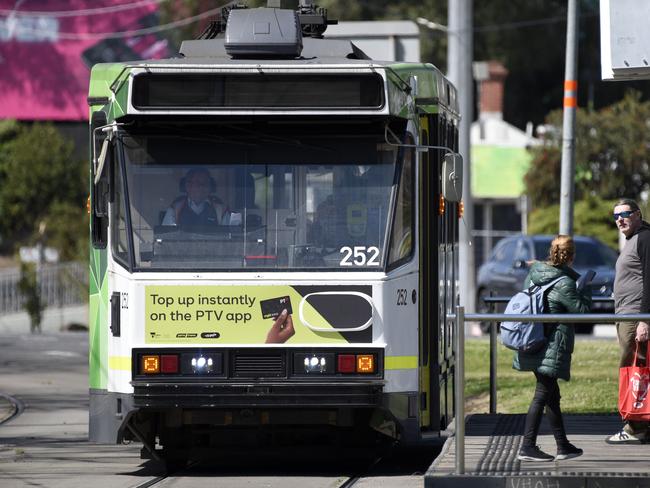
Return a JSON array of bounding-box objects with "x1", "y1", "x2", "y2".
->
[{"x1": 0, "y1": 0, "x2": 171, "y2": 121}]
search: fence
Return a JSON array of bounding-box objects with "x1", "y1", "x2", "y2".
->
[{"x1": 0, "y1": 261, "x2": 87, "y2": 315}]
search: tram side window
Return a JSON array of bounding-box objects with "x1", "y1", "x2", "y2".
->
[
  {"x1": 112, "y1": 165, "x2": 130, "y2": 267},
  {"x1": 387, "y1": 145, "x2": 414, "y2": 268}
]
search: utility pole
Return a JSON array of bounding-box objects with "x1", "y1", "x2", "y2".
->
[
  {"x1": 559, "y1": 0, "x2": 579, "y2": 235},
  {"x1": 448, "y1": 0, "x2": 475, "y2": 312}
]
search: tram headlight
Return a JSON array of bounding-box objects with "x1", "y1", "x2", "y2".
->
[
  {"x1": 304, "y1": 355, "x2": 327, "y2": 373},
  {"x1": 293, "y1": 352, "x2": 335, "y2": 375},
  {"x1": 191, "y1": 356, "x2": 214, "y2": 373},
  {"x1": 180, "y1": 353, "x2": 223, "y2": 375}
]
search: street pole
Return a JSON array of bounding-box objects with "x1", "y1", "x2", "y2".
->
[
  {"x1": 448, "y1": 0, "x2": 475, "y2": 312},
  {"x1": 559, "y1": 0, "x2": 579, "y2": 235}
]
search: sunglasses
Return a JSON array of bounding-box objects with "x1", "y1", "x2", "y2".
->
[{"x1": 613, "y1": 210, "x2": 637, "y2": 221}]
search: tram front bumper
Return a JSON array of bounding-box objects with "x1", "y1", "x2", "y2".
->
[
  {"x1": 133, "y1": 381, "x2": 383, "y2": 408},
  {"x1": 131, "y1": 381, "x2": 383, "y2": 408}
]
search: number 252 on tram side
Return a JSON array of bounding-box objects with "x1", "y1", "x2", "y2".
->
[{"x1": 87, "y1": 5, "x2": 463, "y2": 465}]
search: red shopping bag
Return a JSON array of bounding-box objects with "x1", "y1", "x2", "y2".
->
[{"x1": 619, "y1": 342, "x2": 650, "y2": 421}]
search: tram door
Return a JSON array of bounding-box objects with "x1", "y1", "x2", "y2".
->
[
  {"x1": 418, "y1": 116, "x2": 435, "y2": 429},
  {"x1": 418, "y1": 113, "x2": 458, "y2": 431}
]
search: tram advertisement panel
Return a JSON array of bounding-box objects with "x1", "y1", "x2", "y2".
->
[{"x1": 145, "y1": 285, "x2": 373, "y2": 344}]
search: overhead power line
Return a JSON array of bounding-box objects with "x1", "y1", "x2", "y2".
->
[
  {"x1": 0, "y1": 0, "x2": 167, "y2": 18},
  {"x1": 2, "y1": 4, "x2": 224, "y2": 40}
]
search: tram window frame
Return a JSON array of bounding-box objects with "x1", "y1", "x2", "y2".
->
[
  {"x1": 114, "y1": 128, "x2": 400, "y2": 272},
  {"x1": 387, "y1": 133, "x2": 415, "y2": 271}
]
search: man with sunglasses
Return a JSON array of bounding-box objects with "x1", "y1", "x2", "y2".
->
[{"x1": 607, "y1": 198, "x2": 650, "y2": 444}]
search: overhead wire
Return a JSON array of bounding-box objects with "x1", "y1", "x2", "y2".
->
[
  {"x1": 0, "y1": 0, "x2": 167, "y2": 18},
  {"x1": 1, "y1": 4, "x2": 225, "y2": 40}
]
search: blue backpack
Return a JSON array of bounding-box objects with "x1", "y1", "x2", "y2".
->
[{"x1": 500, "y1": 276, "x2": 565, "y2": 353}]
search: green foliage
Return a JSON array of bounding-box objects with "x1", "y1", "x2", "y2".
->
[
  {"x1": 41, "y1": 202, "x2": 90, "y2": 262},
  {"x1": 17, "y1": 262, "x2": 43, "y2": 334},
  {"x1": 466, "y1": 338, "x2": 619, "y2": 414},
  {"x1": 526, "y1": 91, "x2": 650, "y2": 207},
  {"x1": 0, "y1": 122, "x2": 86, "y2": 258},
  {"x1": 528, "y1": 196, "x2": 619, "y2": 249}
]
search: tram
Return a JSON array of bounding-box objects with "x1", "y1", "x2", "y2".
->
[{"x1": 87, "y1": 2, "x2": 461, "y2": 465}]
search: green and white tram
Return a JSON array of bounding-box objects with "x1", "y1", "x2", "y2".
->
[{"x1": 87, "y1": 3, "x2": 462, "y2": 464}]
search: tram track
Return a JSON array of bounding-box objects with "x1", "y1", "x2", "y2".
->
[
  {"x1": 0, "y1": 392, "x2": 24, "y2": 425},
  {"x1": 129, "y1": 454, "x2": 382, "y2": 488},
  {"x1": 132, "y1": 475, "x2": 168, "y2": 488}
]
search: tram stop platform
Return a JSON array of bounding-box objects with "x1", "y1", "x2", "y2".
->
[{"x1": 425, "y1": 413, "x2": 650, "y2": 488}]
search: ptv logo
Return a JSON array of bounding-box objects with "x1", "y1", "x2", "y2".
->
[{"x1": 631, "y1": 372, "x2": 650, "y2": 409}]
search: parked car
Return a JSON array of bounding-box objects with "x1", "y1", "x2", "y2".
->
[{"x1": 476, "y1": 234, "x2": 618, "y2": 334}]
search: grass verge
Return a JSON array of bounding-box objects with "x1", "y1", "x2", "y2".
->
[{"x1": 465, "y1": 337, "x2": 620, "y2": 414}]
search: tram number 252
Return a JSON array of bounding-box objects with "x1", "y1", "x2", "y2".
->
[
  {"x1": 396, "y1": 289, "x2": 408, "y2": 306},
  {"x1": 339, "y1": 246, "x2": 380, "y2": 267}
]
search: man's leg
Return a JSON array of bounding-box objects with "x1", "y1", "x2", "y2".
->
[
  {"x1": 616, "y1": 321, "x2": 648, "y2": 438},
  {"x1": 617, "y1": 321, "x2": 638, "y2": 368}
]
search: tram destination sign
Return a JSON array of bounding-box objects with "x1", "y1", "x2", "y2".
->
[{"x1": 131, "y1": 73, "x2": 385, "y2": 110}]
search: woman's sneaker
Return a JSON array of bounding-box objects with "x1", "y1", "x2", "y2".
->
[
  {"x1": 556, "y1": 443, "x2": 583, "y2": 460},
  {"x1": 605, "y1": 429, "x2": 644, "y2": 444},
  {"x1": 517, "y1": 445, "x2": 554, "y2": 462}
]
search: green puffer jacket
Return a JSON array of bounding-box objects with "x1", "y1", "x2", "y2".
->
[{"x1": 512, "y1": 261, "x2": 591, "y2": 381}]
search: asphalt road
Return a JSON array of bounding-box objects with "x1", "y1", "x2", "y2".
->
[{"x1": 0, "y1": 332, "x2": 437, "y2": 487}]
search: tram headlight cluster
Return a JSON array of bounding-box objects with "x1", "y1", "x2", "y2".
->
[
  {"x1": 139, "y1": 353, "x2": 223, "y2": 375},
  {"x1": 191, "y1": 356, "x2": 214, "y2": 373},
  {"x1": 293, "y1": 352, "x2": 376, "y2": 375}
]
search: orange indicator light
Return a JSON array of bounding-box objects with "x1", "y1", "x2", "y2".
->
[
  {"x1": 458, "y1": 201, "x2": 464, "y2": 219},
  {"x1": 438, "y1": 195, "x2": 445, "y2": 216},
  {"x1": 142, "y1": 355, "x2": 160, "y2": 374},
  {"x1": 356, "y1": 354, "x2": 375, "y2": 373}
]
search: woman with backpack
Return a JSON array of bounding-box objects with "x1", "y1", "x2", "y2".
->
[{"x1": 515, "y1": 234, "x2": 592, "y2": 462}]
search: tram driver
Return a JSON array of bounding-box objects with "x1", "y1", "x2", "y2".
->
[{"x1": 161, "y1": 168, "x2": 242, "y2": 228}]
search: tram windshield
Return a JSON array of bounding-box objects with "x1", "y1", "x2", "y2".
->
[{"x1": 113, "y1": 127, "x2": 413, "y2": 270}]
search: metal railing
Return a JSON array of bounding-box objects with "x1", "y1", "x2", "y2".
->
[
  {"x1": 0, "y1": 262, "x2": 87, "y2": 315},
  {"x1": 448, "y1": 306, "x2": 650, "y2": 475}
]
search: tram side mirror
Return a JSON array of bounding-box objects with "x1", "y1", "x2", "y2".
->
[
  {"x1": 442, "y1": 153, "x2": 463, "y2": 202},
  {"x1": 93, "y1": 138, "x2": 112, "y2": 218},
  {"x1": 91, "y1": 110, "x2": 111, "y2": 218}
]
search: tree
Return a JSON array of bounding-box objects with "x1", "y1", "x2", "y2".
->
[
  {"x1": 41, "y1": 202, "x2": 89, "y2": 263},
  {"x1": 526, "y1": 91, "x2": 650, "y2": 207},
  {"x1": 527, "y1": 196, "x2": 619, "y2": 249},
  {"x1": 0, "y1": 122, "x2": 86, "y2": 255}
]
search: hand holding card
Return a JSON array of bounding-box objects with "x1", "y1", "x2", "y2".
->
[{"x1": 265, "y1": 309, "x2": 295, "y2": 344}]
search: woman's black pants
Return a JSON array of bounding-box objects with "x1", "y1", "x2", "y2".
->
[{"x1": 522, "y1": 372, "x2": 569, "y2": 448}]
